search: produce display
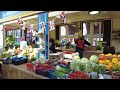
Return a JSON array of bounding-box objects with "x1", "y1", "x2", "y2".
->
[
  {"x1": 67, "y1": 71, "x2": 90, "y2": 79},
  {"x1": 36, "y1": 63, "x2": 54, "y2": 77},
  {"x1": 2, "y1": 43, "x2": 120, "y2": 79},
  {"x1": 49, "y1": 65, "x2": 71, "y2": 79},
  {"x1": 36, "y1": 63, "x2": 54, "y2": 71},
  {"x1": 1, "y1": 52, "x2": 11, "y2": 59},
  {"x1": 55, "y1": 65, "x2": 71, "y2": 74},
  {"x1": 52, "y1": 70, "x2": 66, "y2": 78},
  {"x1": 99, "y1": 54, "x2": 120, "y2": 71},
  {"x1": 27, "y1": 45, "x2": 37, "y2": 60}
]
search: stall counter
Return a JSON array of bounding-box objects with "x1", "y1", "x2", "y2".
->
[
  {"x1": 0, "y1": 62, "x2": 49, "y2": 79},
  {"x1": 55, "y1": 48, "x2": 103, "y2": 58}
]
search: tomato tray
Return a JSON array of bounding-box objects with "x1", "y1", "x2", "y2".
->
[{"x1": 26, "y1": 63, "x2": 36, "y2": 72}]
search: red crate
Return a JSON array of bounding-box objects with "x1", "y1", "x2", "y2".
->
[{"x1": 26, "y1": 63, "x2": 36, "y2": 72}]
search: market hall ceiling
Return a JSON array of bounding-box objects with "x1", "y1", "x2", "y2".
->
[
  {"x1": 1, "y1": 11, "x2": 83, "y2": 30},
  {"x1": 2, "y1": 11, "x2": 120, "y2": 30}
]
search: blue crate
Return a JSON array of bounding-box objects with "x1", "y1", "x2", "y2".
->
[
  {"x1": 11, "y1": 57, "x2": 28, "y2": 65},
  {"x1": 3, "y1": 60, "x2": 12, "y2": 64},
  {"x1": 35, "y1": 68, "x2": 51, "y2": 78},
  {"x1": 2, "y1": 58, "x2": 12, "y2": 64}
]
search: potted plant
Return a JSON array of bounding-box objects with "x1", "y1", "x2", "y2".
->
[
  {"x1": 5, "y1": 35, "x2": 15, "y2": 49},
  {"x1": 55, "y1": 40, "x2": 61, "y2": 47},
  {"x1": 66, "y1": 42, "x2": 71, "y2": 49}
]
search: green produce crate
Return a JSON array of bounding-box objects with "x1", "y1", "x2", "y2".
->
[{"x1": 49, "y1": 69, "x2": 67, "y2": 79}]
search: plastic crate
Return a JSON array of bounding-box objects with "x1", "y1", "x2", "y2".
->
[
  {"x1": 11, "y1": 57, "x2": 28, "y2": 65},
  {"x1": 2, "y1": 58, "x2": 12, "y2": 64},
  {"x1": 49, "y1": 69, "x2": 67, "y2": 79},
  {"x1": 36, "y1": 68, "x2": 51, "y2": 78},
  {"x1": 22, "y1": 56, "x2": 28, "y2": 63},
  {"x1": 56, "y1": 64, "x2": 72, "y2": 74},
  {"x1": 26, "y1": 63, "x2": 36, "y2": 72},
  {"x1": 59, "y1": 64, "x2": 70, "y2": 69},
  {"x1": 12, "y1": 60, "x2": 21, "y2": 65}
]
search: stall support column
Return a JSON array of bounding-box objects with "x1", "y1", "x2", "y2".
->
[{"x1": 38, "y1": 12, "x2": 49, "y2": 60}]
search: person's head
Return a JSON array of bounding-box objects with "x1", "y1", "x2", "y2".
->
[
  {"x1": 79, "y1": 36, "x2": 84, "y2": 40},
  {"x1": 81, "y1": 36, "x2": 85, "y2": 40},
  {"x1": 50, "y1": 38, "x2": 54, "y2": 41}
]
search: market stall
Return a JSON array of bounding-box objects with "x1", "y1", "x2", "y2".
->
[
  {"x1": 1, "y1": 11, "x2": 120, "y2": 79},
  {"x1": 0, "y1": 11, "x2": 49, "y2": 79}
]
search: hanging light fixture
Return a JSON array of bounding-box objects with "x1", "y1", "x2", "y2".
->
[{"x1": 88, "y1": 11, "x2": 100, "y2": 15}]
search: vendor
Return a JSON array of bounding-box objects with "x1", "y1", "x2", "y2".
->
[
  {"x1": 75, "y1": 36, "x2": 91, "y2": 58},
  {"x1": 49, "y1": 38, "x2": 56, "y2": 53}
]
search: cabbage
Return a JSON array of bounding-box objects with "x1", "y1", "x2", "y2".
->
[
  {"x1": 84, "y1": 63, "x2": 93, "y2": 72},
  {"x1": 89, "y1": 55, "x2": 99, "y2": 64},
  {"x1": 80, "y1": 58, "x2": 89, "y2": 64},
  {"x1": 73, "y1": 56, "x2": 80, "y2": 60},
  {"x1": 90, "y1": 62, "x2": 99, "y2": 73},
  {"x1": 98, "y1": 64, "x2": 106, "y2": 74},
  {"x1": 70, "y1": 60, "x2": 81, "y2": 70}
]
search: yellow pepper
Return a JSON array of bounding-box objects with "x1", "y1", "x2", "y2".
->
[
  {"x1": 105, "y1": 60, "x2": 111, "y2": 65},
  {"x1": 106, "y1": 65, "x2": 112, "y2": 70},
  {"x1": 112, "y1": 58, "x2": 118, "y2": 64}
]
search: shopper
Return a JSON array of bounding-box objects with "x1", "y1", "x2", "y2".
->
[
  {"x1": 20, "y1": 37, "x2": 24, "y2": 41},
  {"x1": 75, "y1": 36, "x2": 91, "y2": 58},
  {"x1": 49, "y1": 38, "x2": 56, "y2": 53}
]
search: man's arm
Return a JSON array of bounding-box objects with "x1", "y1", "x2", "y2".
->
[{"x1": 84, "y1": 40, "x2": 91, "y2": 46}]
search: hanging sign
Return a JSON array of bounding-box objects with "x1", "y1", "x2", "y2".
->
[
  {"x1": 60, "y1": 11, "x2": 66, "y2": 24},
  {"x1": 49, "y1": 20, "x2": 55, "y2": 31},
  {"x1": 29, "y1": 24, "x2": 34, "y2": 32},
  {"x1": 41, "y1": 21, "x2": 46, "y2": 30},
  {"x1": 21, "y1": 21, "x2": 26, "y2": 30},
  {"x1": 16, "y1": 18, "x2": 23, "y2": 25}
]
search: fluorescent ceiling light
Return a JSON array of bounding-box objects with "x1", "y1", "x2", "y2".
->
[{"x1": 89, "y1": 11, "x2": 100, "y2": 15}]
